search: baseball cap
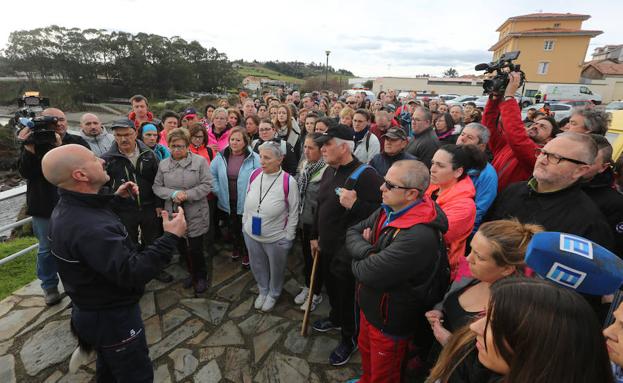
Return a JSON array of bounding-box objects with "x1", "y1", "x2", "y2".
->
[
  {"x1": 109, "y1": 118, "x2": 135, "y2": 130},
  {"x1": 314, "y1": 124, "x2": 355, "y2": 144},
  {"x1": 383, "y1": 128, "x2": 408, "y2": 141},
  {"x1": 182, "y1": 107, "x2": 198, "y2": 119},
  {"x1": 381, "y1": 104, "x2": 396, "y2": 113}
]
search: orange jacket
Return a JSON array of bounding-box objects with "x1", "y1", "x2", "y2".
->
[{"x1": 426, "y1": 177, "x2": 476, "y2": 279}]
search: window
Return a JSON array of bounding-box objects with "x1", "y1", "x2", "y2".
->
[
  {"x1": 580, "y1": 86, "x2": 592, "y2": 95},
  {"x1": 544, "y1": 40, "x2": 555, "y2": 51},
  {"x1": 554, "y1": 23, "x2": 561, "y2": 28},
  {"x1": 537, "y1": 62, "x2": 550, "y2": 75}
]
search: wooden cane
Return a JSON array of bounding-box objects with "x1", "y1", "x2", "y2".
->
[{"x1": 301, "y1": 247, "x2": 320, "y2": 336}]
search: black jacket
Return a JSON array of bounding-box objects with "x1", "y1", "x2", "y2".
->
[
  {"x1": 348, "y1": 198, "x2": 448, "y2": 336},
  {"x1": 312, "y1": 158, "x2": 383, "y2": 275},
  {"x1": 369, "y1": 151, "x2": 418, "y2": 177},
  {"x1": 582, "y1": 169, "x2": 623, "y2": 258},
  {"x1": 49, "y1": 189, "x2": 178, "y2": 310},
  {"x1": 405, "y1": 127, "x2": 440, "y2": 168},
  {"x1": 101, "y1": 140, "x2": 161, "y2": 211},
  {"x1": 18, "y1": 133, "x2": 90, "y2": 217},
  {"x1": 486, "y1": 179, "x2": 614, "y2": 251}
]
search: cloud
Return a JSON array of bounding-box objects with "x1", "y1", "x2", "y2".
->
[{"x1": 384, "y1": 48, "x2": 491, "y2": 67}]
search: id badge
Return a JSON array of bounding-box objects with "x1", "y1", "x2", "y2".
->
[{"x1": 252, "y1": 215, "x2": 262, "y2": 236}]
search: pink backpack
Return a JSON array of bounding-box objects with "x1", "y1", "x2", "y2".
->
[{"x1": 247, "y1": 168, "x2": 291, "y2": 227}]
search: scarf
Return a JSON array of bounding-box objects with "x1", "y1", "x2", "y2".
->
[
  {"x1": 297, "y1": 159, "x2": 326, "y2": 214},
  {"x1": 353, "y1": 127, "x2": 369, "y2": 145}
]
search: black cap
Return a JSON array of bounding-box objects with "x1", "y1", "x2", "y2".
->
[
  {"x1": 109, "y1": 118, "x2": 135, "y2": 130},
  {"x1": 383, "y1": 127, "x2": 408, "y2": 141},
  {"x1": 314, "y1": 124, "x2": 354, "y2": 144}
]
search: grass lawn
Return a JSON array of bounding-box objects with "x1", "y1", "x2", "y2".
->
[
  {"x1": 0, "y1": 236, "x2": 37, "y2": 300},
  {"x1": 237, "y1": 65, "x2": 305, "y2": 85}
]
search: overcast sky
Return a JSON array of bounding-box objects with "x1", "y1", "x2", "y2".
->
[{"x1": 2, "y1": 0, "x2": 621, "y2": 78}]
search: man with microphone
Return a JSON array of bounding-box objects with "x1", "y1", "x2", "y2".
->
[{"x1": 42, "y1": 144, "x2": 186, "y2": 382}]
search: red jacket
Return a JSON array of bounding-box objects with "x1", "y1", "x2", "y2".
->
[
  {"x1": 483, "y1": 98, "x2": 538, "y2": 192},
  {"x1": 426, "y1": 177, "x2": 476, "y2": 280},
  {"x1": 128, "y1": 111, "x2": 154, "y2": 130}
]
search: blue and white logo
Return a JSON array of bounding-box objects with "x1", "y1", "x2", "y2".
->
[
  {"x1": 546, "y1": 262, "x2": 587, "y2": 289},
  {"x1": 559, "y1": 234, "x2": 593, "y2": 260}
]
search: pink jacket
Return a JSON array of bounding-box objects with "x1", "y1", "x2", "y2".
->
[{"x1": 207, "y1": 124, "x2": 232, "y2": 152}]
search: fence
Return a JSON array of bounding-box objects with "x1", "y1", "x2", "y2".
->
[{"x1": 0, "y1": 185, "x2": 37, "y2": 266}]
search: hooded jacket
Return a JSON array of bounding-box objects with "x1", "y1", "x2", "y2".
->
[
  {"x1": 207, "y1": 124, "x2": 232, "y2": 152},
  {"x1": 426, "y1": 177, "x2": 476, "y2": 280},
  {"x1": 483, "y1": 97, "x2": 538, "y2": 191},
  {"x1": 348, "y1": 197, "x2": 449, "y2": 336},
  {"x1": 405, "y1": 127, "x2": 441, "y2": 168},
  {"x1": 79, "y1": 130, "x2": 115, "y2": 157}
]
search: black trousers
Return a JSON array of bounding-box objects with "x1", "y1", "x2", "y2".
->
[
  {"x1": 228, "y1": 198, "x2": 247, "y2": 254},
  {"x1": 205, "y1": 198, "x2": 217, "y2": 257},
  {"x1": 116, "y1": 206, "x2": 160, "y2": 248},
  {"x1": 71, "y1": 304, "x2": 152, "y2": 383},
  {"x1": 322, "y1": 249, "x2": 358, "y2": 344},
  {"x1": 177, "y1": 235, "x2": 207, "y2": 279},
  {"x1": 301, "y1": 224, "x2": 323, "y2": 295}
]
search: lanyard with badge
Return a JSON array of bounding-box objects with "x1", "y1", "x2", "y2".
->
[{"x1": 252, "y1": 170, "x2": 282, "y2": 236}]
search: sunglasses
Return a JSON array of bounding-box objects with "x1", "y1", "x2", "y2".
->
[{"x1": 383, "y1": 179, "x2": 420, "y2": 192}]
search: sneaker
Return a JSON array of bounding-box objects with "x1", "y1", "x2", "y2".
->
[
  {"x1": 155, "y1": 270, "x2": 173, "y2": 283},
  {"x1": 194, "y1": 278, "x2": 207, "y2": 294},
  {"x1": 69, "y1": 346, "x2": 93, "y2": 373},
  {"x1": 261, "y1": 296, "x2": 277, "y2": 312},
  {"x1": 329, "y1": 339, "x2": 358, "y2": 366},
  {"x1": 299, "y1": 294, "x2": 323, "y2": 312},
  {"x1": 312, "y1": 317, "x2": 341, "y2": 333},
  {"x1": 254, "y1": 294, "x2": 267, "y2": 310},
  {"x1": 231, "y1": 249, "x2": 241, "y2": 260},
  {"x1": 44, "y1": 287, "x2": 62, "y2": 306},
  {"x1": 294, "y1": 287, "x2": 309, "y2": 305},
  {"x1": 241, "y1": 255, "x2": 250, "y2": 269}
]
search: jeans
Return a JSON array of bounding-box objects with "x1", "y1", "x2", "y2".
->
[{"x1": 32, "y1": 216, "x2": 58, "y2": 290}]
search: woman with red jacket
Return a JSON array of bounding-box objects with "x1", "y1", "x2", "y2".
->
[
  {"x1": 426, "y1": 145, "x2": 486, "y2": 280},
  {"x1": 188, "y1": 123, "x2": 215, "y2": 164}
]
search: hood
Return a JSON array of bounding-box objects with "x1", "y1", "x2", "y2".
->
[{"x1": 378, "y1": 195, "x2": 448, "y2": 234}]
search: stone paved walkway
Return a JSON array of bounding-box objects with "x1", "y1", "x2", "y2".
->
[{"x1": 0, "y1": 245, "x2": 363, "y2": 382}]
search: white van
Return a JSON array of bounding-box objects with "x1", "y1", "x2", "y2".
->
[{"x1": 538, "y1": 84, "x2": 602, "y2": 104}]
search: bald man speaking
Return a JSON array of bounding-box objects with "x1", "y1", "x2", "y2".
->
[{"x1": 42, "y1": 144, "x2": 186, "y2": 382}]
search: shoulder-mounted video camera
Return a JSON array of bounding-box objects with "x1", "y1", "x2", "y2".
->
[
  {"x1": 17, "y1": 116, "x2": 58, "y2": 146},
  {"x1": 475, "y1": 51, "x2": 526, "y2": 95}
]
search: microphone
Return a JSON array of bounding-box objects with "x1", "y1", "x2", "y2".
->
[
  {"x1": 474, "y1": 63, "x2": 491, "y2": 71},
  {"x1": 525, "y1": 232, "x2": 623, "y2": 296}
]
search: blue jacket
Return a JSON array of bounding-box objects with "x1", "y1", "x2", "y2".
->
[
  {"x1": 469, "y1": 162, "x2": 498, "y2": 232},
  {"x1": 210, "y1": 147, "x2": 260, "y2": 215}
]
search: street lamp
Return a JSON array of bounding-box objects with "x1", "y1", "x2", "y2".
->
[{"x1": 325, "y1": 50, "x2": 331, "y2": 90}]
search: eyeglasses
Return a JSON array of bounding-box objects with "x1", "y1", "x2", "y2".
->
[
  {"x1": 170, "y1": 145, "x2": 187, "y2": 151},
  {"x1": 534, "y1": 148, "x2": 587, "y2": 165},
  {"x1": 191, "y1": 135, "x2": 204, "y2": 139},
  {"x1": 383, "y1": 179, "x2": 420, "y2": 192},
  {"x1": 347, "y1": 101, "x2": 357, "y2": 105}
]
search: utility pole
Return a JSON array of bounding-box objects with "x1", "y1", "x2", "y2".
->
[{"x1": 325, "y1": 50, "x2": 331, "y2": 90}]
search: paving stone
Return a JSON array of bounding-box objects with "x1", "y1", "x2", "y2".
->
[
  {"x1": 149, "y1": 319, "x2": 203, "y2": 360},
  {"x1": 0, "y1": 295, "x2": 20, "y2": 318},
  {"x1": 0, "y1": 306, "x2": 44, "y2": 341},
  {"x1": 181, "y1": 298, "x2": 229, "y2": 326},
  {"x1": 216, "y1": 272, "x2": 253, "y2": 301},
  {"x1": 20, "y1": 320, "x2": 77, "y2": 376},
  {"x1": 282, "y1": 278, "x2": 301, "y2": 298},
  {"x1": 169, "y1": 348, "x2": 198, "y2": 381},
  {"x1": 153, "y1": 364, "x2": 172, "y2": 383},
  {"x1": 145, "y1": 278, "x2": 168, "y2": 291},
  {"x1": 162, "y1": 308, "x2": 191, "y2": 333},
  {"x1": 310, "y1": 372, "x2": 322, "y2": 383},
  {"x1": 18, "y1": 296, "x2": 45, "y2": 307},
  {"x1": 311, "y1": 296, "x2": 331, "y2": 318},
  {"x1": 250, "y1": 284, "x2": 259, "y2": 294},
  {"x1": 255, "y1": 351, "x2": 310, "y2": 383},
  {"x1": 325, "y1": 367, "x2": 357, "y2": 382},
  {"x1": 283, "y1": 327, "x2": 308, "y2": 354},
  {"x1": 279, "y1": 308, "x2": 304, "y2": 322},
  {"x1": 223, "y1": 347, "x2": 251, "y2": 382},
  {"x1": 139, "y1": 291, "x2": 156, "y2": 320},
  {"x1": 144, "y1": 315, "x2": 162, "y2": 346},
  {"x1": 212, "y1": 255, "x2": 241, "y2": 286},
  {"x1": 43, "y1": 370, "x2": 63, "y2": 383},
  {"x1": 156, "y1": 289, "x2": 182, "y2": 311},
  {"x1": 165, "y1": 263, "x2": 190, "y2": 281},
  {"x1": 238, "y1": 313, "x2": 284, "y2": 336},
  {"x1": 13, "y1": 280, "x2": 65, "y2": 296},
  {"x1": 199, "y1": 346, "x2": 225, "y2": 362},
  {"x1": 229, "y1": 297, "x2": 253, "y2": 319},
  {"x1": 308, "y1": 336, "x2": 339, "y2": 364},
  {"x1": 194, "y1": 359, "x2": 221, "y2": 383},
  {"x1": 187, "y1": 330, "x2": 210, "y2": 345},
  {"x1": 0, "y1": 338, "x2": 14, "y2": 356},
  {"x1": 0, "y1": 354, "x2": 15, "y2": 383},
  {"x1": 17, "y1": 296, "x2": 72, "y2": 336},
  {"x1": 58, "y1": 369, "x2": 93, "y2": 383},
  {"x1": 253, "y1": 322, "x2": 290, "y2": 363},
  {"x1": 203, "y1": 320, "x2": 244, "y2": 347}
]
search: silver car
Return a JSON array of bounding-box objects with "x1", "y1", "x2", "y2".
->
[{"x1": 521, "y1": 103, "x2": 572, "y2": 123}]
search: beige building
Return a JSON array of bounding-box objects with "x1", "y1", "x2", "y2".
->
[{"x1": 489, "y1": 13, "x2": 602, "y2": 84}]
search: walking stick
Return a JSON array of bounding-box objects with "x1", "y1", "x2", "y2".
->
[{"x1": 301, "y1": 247, "x2": 320, "y2": 336}]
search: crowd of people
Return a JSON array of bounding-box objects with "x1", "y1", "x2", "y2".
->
[{"x1": 15, "y1": 74, "x2": 623, "y2": 382}]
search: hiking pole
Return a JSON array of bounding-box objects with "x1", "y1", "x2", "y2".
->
[{"x1": 301, "y1": 247, "x2": 320, "y2": 336}]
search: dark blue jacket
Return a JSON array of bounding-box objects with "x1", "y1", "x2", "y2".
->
[
  {"x1": 369, "y1": 151, "x2": 418, "y2": 176},
  {"x1": 49, "y1": 189, "x2": 178, "y2": 310}
]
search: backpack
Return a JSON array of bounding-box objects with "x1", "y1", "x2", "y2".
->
[
  {"x1": 248, "y1": 168, "x2": 291, "y2": 227},
  {"x1": 344, "y1": 163, "x2": 374, "y2": 190}
]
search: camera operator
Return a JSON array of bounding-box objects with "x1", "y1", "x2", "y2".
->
[
  {"x1": 17, "y1": 107, "x2": 90, "y2": 305},
  {"x1": 483, "y1": 72, "x2": 559, "y2": 191}
]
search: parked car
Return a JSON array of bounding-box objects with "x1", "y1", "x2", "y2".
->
[
  {"x1": 538, "y1": 84, "x2": 602, "y2": 105},
  {"x1": 557, "y1": 100, "x2": 594, "y2": 108},
  {"x1": 344, "y1": 89, "x2": 375, "y2": 101},
  {"x1": 471, "y1": 96, "x2": 489, "y2": 109},
  {"x1": 606, "y1": 101, "x2": 623, "y2": 112},
  {"x1": 446, "y1": 95, "x2": 479, "y2": 106},
  {"x1": 521, "y1": 103, "x2": 572, "y2": 123},
  {"x1": 439, "y1": 94, "x2": 460, "y2": 101}
]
